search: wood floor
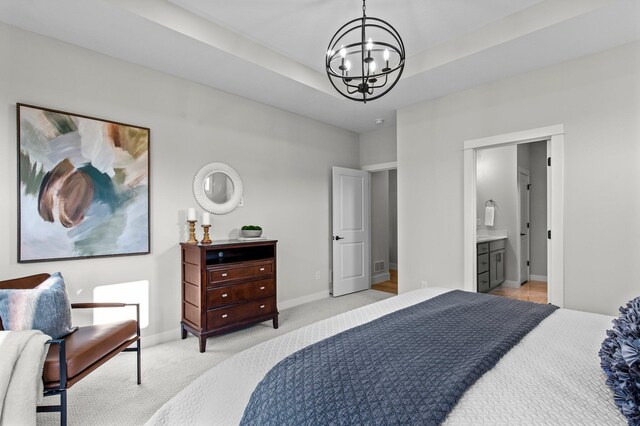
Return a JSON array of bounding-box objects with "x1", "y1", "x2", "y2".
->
[
  {"x1": 370, "y1": 272, "x2": 546, "y2": 303},
  {"x1": 488, "y1": 280, "x2": 547, "y2": 304},
  {"x1": 371, "y1": 269, "x2": 398, "y2": 294}
]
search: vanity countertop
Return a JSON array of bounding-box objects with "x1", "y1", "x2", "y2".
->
[{"x1": 476, "y1": 235, "x2": 507, "y2": 243}]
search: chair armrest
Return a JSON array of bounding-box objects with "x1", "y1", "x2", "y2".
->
[
  {"x1": 71, "y1": 303, "x2": 141, "y2": 338},
  {"x1": 71, "y1": 303, "x2": 126, "y2": 309},
  {"x1": 46, "y1": 338, "x2": 67, "y2": 389}
]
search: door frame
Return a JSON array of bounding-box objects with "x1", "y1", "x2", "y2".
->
[
  {"x1": 362, "y1": 161, "x2": 398, "y2": 287},
  {"x1": 517, "y1": 167, "x2": 531, "y2": 285},
  {"x1": 463, "y1": 125, "x2": 564, "y2": 307}
]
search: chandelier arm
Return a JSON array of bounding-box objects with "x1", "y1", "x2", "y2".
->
[
  {"x1": 341, "y1": 79, "x2": 362, "y2": 90},
  {"x1": 369, "y1": 74, "x2": 389, "y2": 90}
]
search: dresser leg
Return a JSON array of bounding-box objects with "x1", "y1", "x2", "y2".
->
[
  {"x1": 272, "y1": 316, "x2": 279, "y2": 329},
  {"x1": 181, "y1": 324, "x2": 187, "y2": 340},
  {"x1": 199, "y1": 336, "x2": 207, "y2": 353}
]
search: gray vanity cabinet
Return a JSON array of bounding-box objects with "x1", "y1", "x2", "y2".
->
[
  {"x1": 489, "y1": 250, "x2": 504, "y2": 287},
  {"x1": 477, "y1": 239, "x2": 505, "y2": 293}
]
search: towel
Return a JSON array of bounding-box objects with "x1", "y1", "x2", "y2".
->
[
  {"x1": 0, "y1": 330, "x2": 50, "y2": 426},
  {"x1": 485, "y1": 206, "x2": 495, "y2": 226}
]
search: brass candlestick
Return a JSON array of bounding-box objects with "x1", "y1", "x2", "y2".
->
[
  {"x1": 201, "y1": 225, "x2": 212, "y2": 245},
  {"x1": 187, "y1": 220, "x2": 199, "y2": 244}
]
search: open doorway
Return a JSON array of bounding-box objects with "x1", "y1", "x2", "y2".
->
[
  {"x1": 369, "y1": 168, "x2": 398, "y2": 295},
  {"x1": 475, "y1": 141, "x2": 548, "y2": 304},
  {"x1": 463, "y1": 124, "x2": 564, "y2": 307}
]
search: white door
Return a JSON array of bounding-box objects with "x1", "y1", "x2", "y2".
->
[
  {"x1": 518, "y1": 170, "x2": 530, "y2": 284},
  {"x1": 332, "y1": 167, "x2": 370, "y2": 297}
]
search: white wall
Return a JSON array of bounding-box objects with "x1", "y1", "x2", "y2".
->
[
  {"x1": 359, "y1": 126, "x2": 396, "y2": 166},
  {"x1": 529, "y1": 141, "x2": 548, "y2": 277},
  {"x1": 370, "y1": 171, "x2": 389, "y2": 281},
  {"x1": 0, "y1": 23, "x2": 359, "y2": 343},
  {"x1": 388, "y1": 169, "x2": 398, "y2": 268},
  {"x1": 476, "y1": 146, "x2": 518, "y2": 282},
  {"x1": 398, "y1": 41, "x2": 640, "y2": 315}
]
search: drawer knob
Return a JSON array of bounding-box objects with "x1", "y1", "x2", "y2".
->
[
  {"x1": 222, "y1": 314, "x2": 228, "y2": 318},
  {"x1": 221, "y1": 273, "x2": 228, "y2": 277},
  {"x1": 222, "y1": 293, "x2": 228, "y2": 298},
  {"x1": 260, "y1": 286, "x2": 265, "y2": 290},
  {"x1": 259, "y1": 267, "x2": 265, "y2": 271},
  {"x1": 260, "y1": 305, "x2": 265, "y2": 309}
]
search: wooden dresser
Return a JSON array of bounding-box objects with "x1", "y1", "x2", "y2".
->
[{"x1": 180, "y1": 239, "x2": 278, "y2": 352}]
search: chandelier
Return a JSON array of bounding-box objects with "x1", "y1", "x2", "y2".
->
[{"x1": 325, "y1": 0, "x2": 405, "y2": 103}]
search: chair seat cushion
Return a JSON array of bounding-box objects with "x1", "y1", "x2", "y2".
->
[{"x1": 44, "y1": 320, "x2": 137, "y2": 384}]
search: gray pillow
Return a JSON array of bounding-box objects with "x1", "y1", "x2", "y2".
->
[{"x1": 0, "y1": 272, "x2": 77, "y2": 338}]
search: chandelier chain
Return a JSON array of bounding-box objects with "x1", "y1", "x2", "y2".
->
[{"x1": 362, "y1": 0, "x2": 366, "y2": 17}]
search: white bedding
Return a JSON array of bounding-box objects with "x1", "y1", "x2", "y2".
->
[{"x1": 148, "y1": 288, "x2": 625, "y2": 425}]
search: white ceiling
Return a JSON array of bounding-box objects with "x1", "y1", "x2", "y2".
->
[
  {"x1": 0, "y1": 0, "x2": 639, "y2": 133},
  {"x1": 168, "y1": 0, "x2": 542, "y2": 72}
]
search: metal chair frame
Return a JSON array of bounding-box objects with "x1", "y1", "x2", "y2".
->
[{"x1": 35, "y1": 303, "x2": 141, "y2": 426}]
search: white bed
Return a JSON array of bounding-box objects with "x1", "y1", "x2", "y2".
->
[{"x1": 148, "y1": 288, "x2": 625, "y2": 425}]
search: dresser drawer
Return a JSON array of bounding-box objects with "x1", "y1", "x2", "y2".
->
[
  {"x1": 207, "y1": 261, "x2": 273, "y2": 286},
  {"x1": 207, "y1": 297, "x2": 277, "y2": 329},
  {"x1": 206, "y1": 278, "x2": 275, "y2": 308},
  {"x1": 477, "y1": 243, "x2": 489, "y2": 255}
]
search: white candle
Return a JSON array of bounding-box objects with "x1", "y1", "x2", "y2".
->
[
  {"x1": 187, "y1": 208, "x2": 196, "y2": 221},
  {"x1": 202, "y1": 212, "x2": 210, "y2": 225}
]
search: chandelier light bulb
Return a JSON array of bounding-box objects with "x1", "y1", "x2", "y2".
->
[
  {"x1": 383, "y1": 49, "x2": 390, "y2": 61},
  {"x1": 369, "y1": 61, "x2": 376, "y2": 73},
  {"x1": 339, "y1": 46, "x2": 347, "y2": 58},
  {"x1": 366, "y1": 37, "x2": 373, "y2": 51},
  {"x1": 345, "y1": 60, "x2": 351, "y2": 70}
]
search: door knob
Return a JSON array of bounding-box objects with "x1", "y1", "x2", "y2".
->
[{"x1": 333, "y1": 236, "x2": 344, "y2": 240}]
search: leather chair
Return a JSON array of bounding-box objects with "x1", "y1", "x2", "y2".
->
[{"x1": 0, "y1": 273, "x2": 141, "y2": 426}]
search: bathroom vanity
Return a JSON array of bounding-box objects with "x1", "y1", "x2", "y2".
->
[{"x1": 476, "y1": 237, "x2": 506, "y2": 293}]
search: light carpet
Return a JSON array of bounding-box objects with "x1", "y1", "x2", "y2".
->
[{"x1": 37, "y1": 289, "x2": 391, "y2": 425}]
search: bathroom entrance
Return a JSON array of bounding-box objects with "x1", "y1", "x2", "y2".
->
[
  {"x1": 463, "y1": 125, "x2": 565, "y2": 308},
  {"x1": 474, "y1": 140, "x2": 548, "y2": 303}
]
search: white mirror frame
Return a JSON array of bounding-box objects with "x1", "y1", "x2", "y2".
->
[{"x1": 193, "y1": 162, "x2": 244, "y2": 214}]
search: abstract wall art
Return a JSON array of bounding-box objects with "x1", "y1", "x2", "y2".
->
[{"x1": 17, "y1": 104, "x2": 150, "y2": 262}]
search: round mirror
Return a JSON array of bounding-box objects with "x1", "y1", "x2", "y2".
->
[
  {"x1": 204, "y1": 172, "x2": 234, "y2": 204},
  {"x1": 194, "y1": 163, "x2": 243, "y2": 214}
]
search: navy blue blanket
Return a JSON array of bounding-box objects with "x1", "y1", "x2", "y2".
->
[{"x1": 241, "y1": 290, "x2": 558, "y2": 425}]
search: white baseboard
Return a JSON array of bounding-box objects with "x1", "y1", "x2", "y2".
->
[
  {"x1": 530, "y1": 274, "x2": 548, "y2": 282},
  {"x1": 278, "y1": 290, "x2": 330, "y2": 310},
  {"x1": 142, "y1": 290, "x2": 331, "y2": 349},
  {"x1": 142, "y1": 327, "x2": 181, "y2": 348},
  {"x1": 502, "y1": 280, "x2": 521, "y2": 288},
  {"x1": 371, "y1": 273, "x2": 391, "y2": 285},
  {"x1": 389, "y1": 263, "x2": 398, "y2": 270}
]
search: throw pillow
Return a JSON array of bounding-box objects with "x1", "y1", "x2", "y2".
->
[
  {"x1": 0, "y1": 272, "x2": 77, "y2": 338},
  {"x1": 600, "y1": 296, "x2": 640, "y2": 425}
]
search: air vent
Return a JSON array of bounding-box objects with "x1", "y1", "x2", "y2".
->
[{"x1": 374, "y1": 260, "x2": 385, "y2": 273}]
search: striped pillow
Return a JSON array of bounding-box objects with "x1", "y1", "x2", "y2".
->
[{"x1": 0, "y1": 272, "x2": 77, "y2": 338}]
